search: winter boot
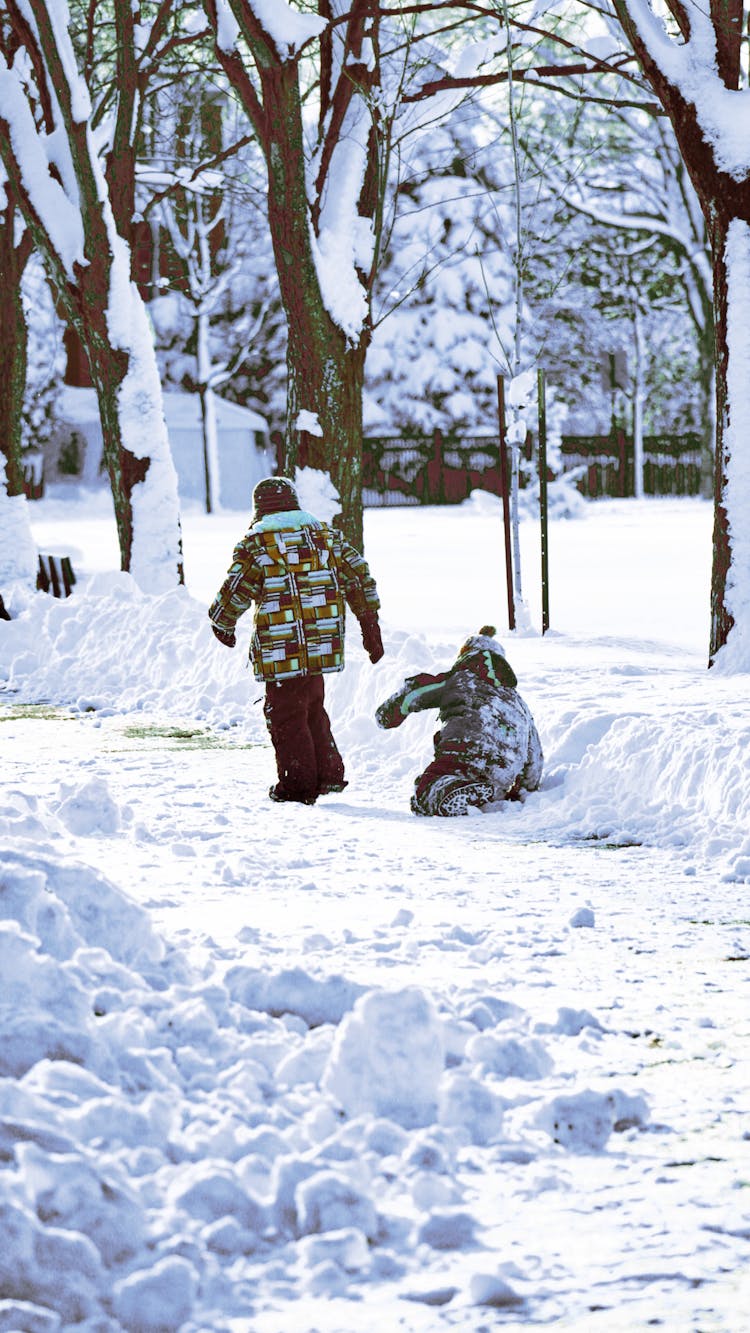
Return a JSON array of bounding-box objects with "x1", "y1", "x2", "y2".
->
[
  {"x1": 269, "y1": 784, "x2": 317, "y2": 806},
  {"x1": 412, "y1": 773, "x2": 493, "y2": 817},
  {"x1": 317, "y1": 780, "x2": 348, "y2": 796}
]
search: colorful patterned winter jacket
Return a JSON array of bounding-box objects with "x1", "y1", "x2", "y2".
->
[{"x1": 209, "y1": 509, "x2": 380, "y2": 682}]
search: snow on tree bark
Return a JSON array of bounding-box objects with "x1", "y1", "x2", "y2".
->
[
  {"x1": 611, "y1": 0, "x2": 750, "y2": 666},
  {"x1": 0, "y1": 201, "x2": 31, "y2": 500},
  {"x1": 716, "y1": 220, "x2": 750, "y2": 669},
  {"x1": 0, "y1": 0, "x2": 183, "y2": 594},
  {"x1": 0, "y1": 185, "x2": 38, "y2": 593}
]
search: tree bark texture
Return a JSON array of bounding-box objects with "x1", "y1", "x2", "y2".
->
[
  {"x1": 0, "y1": 206, "x2": 31, "y2": 497},
  {"x1": 105, "y1": 0, "x2": 139, "y2": 257},
  {"x1": 286, "y1": 329, "x2": 368, "y2": 551},
  {"x1": 707, "y1": 210, "x2": 750, "y2": 664},
  {"x1": 688, "y1": 182, "x2": 750, "y2": 663},
  {"x1": 257, "y1": 61, "x2": 368, "y2": 546}
]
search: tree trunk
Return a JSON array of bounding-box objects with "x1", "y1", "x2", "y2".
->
[
  {"x1": 0, "y1": 206, "x2": 38, "y2": 595},
  {"x1": 83, "y1": 328, "x2": 150, "y2": 573},
  {"x1": 71, "y1": 245, "x2": 184, "y2": 589},
  {"x1": 0, "y1": 207, "x2": 31, "y2": 497},
  {"x1": 261, "y1": 61, "x2": 369, "y2": 548},
  {"x1": 707, "y1": 208, "x2": 750, "y2": 664},
  {"x1": 285, "y1": 330, "x2": 367, "y2": 549},
  {"x1": 692, "y1": 292, "x2": 716, "y2": 499},
  {"x1": 106, "y1": 0, "x2": 139, "y2": 259},
  {"x1": 206, "y1": 12, "x2": 377, "y2": 551},
  {"x1": 632, "y1": 302, "x2": 645, "y2": 500},
  {"x1": 612, "y1": 0, "x2": 750, "y2": 665},
  {"x1": 197, "y1": 380, "x2": 221, "y2": 515},
  {"x1": 698, "y1": 344, "x2": 715, "y2": 501}
]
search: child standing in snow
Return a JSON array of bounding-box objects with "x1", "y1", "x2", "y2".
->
[
  {"x1": 376, "y1": 626, "x2": 542, "y2": 816},
  {"x1": 209, "y1": 476, "x2": 383, "y2": 806}
]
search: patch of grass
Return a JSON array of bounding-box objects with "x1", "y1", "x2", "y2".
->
[
  {"x1": 576, "y1": 836, "x2": 643, "y2": 849},
  {"x1": 688, "y1": 919, "x2": 750, "y2": 927},
  {"x1": 0, "y1": 703, "x2": 75, "y2": 722},
  {"x1": 122, "y1": 724, "x2": 223, "y2": 748},
  {"x1": 119, "y1": 723, "x2": 261, "y2": 750}
]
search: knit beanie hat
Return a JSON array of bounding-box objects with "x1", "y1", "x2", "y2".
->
[
  {"x1": 252, "y1": 476, "x2": 299, "y2": 522},
  {"x1": 455, "y1": 625, "x2": 517, "y2": 688}
]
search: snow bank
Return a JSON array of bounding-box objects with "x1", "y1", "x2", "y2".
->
[
  {"x1": 0, "y1": 829, "x2": 650, "y2": 1326},
  {"x1": 518, "y1": 706, "x2": 750, "y2": 881},
  {"x1": 2, "y1": 574, "x2": 749, "y2": 878},
  {"x1": 0, "y1": 573, "x2": 257, "y2": 725},
  {"x1": 3, "y1": 495, "x2": 748, "y2": 1327},
  {"x1": 0, "y1": 487, "x2": 38, "y2": 594}
]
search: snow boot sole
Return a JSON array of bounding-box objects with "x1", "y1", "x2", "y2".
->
[{"x1": 436, "y1": 779, "x2": 494, "y2": 817}]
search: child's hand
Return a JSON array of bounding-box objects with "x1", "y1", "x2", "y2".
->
[{"x1": 211, "y1": 624, "x2": 236, "y2": 648}]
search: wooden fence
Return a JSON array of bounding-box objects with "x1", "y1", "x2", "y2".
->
[
  {"x1": 362, "y1": 429, "x2": 704, "y2": 506},
  {"x1": 561, "y1": 430, "x2": 703, "y2": 499}
]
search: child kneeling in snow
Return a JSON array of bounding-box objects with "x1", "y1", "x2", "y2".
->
[{"x1": 375, "y1": 626, "x2": 543, "y2": 817}]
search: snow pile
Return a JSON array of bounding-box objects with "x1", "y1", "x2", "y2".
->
[
  {"x1": 0, "y1": 572, "x2": 388, "y2": 736},
  {"x1": 464, "y1": 484, "x2": 588, "y2": 524},
  {"x1": 2, "y1": 494, "x2": 749, "y2": 1327},
  {"x1": 0, "y1": 834, "x2": 651, "y2": 1327},
  {"x1": 518, "y1": 706, "x2": 750, "y2": 880},
  {"x1": 2, "y1": 567, "x2": 750, "y2": 877},
  {"x1": 0, "y1": 487, "x2": 38, "y2": 593},
  {"x1": 0, "y1": 573, "x2": 259, "y2": 725},
  {"x1": 323, "y1": 987, "x2": 445, "y2": 1127}
]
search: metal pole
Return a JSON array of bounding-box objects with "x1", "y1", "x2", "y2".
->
[
  {"x1": 537, "y1": 368, "x2": 550, "y2": 635},
  {"x1": 496, "y1": 375, "x2": 515, "y2": 631}
]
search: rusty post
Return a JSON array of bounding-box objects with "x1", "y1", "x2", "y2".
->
[
  {"x1": 496, "y1": 375, "x2": 515, "y2": 632},
  {"x1": 538, "y1": 368, "x2": 550, "y2": 634}
]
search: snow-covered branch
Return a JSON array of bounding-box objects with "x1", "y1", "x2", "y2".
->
[
  {"x1": 213, "y1": 0, "x2": 327, "y2": 62},
  {"x1": 0, "y1": 17, "x2": 85, "y2": 282},
  {"x1": 614, "y1": 0, "x2": 750, "y2": 181}
]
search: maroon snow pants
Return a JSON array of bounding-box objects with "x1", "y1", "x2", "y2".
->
[{"x1": 263, "y1": 674, "x2": 345, "y2": 802}]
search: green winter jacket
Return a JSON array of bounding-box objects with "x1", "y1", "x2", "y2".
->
[{"x1": 209, "y1": 509, "x2": 380, "y2": 681}]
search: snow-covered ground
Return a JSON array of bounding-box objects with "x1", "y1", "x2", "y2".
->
[{"x1": 1, "y1": 487, "x2": 749, "y2": 1332}]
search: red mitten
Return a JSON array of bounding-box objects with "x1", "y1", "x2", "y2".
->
[
  {"x1": 360, "y1": 613, "x2": 384, "y2": 664},
  {"x1": 211, "y1": 624, "x2": 236, "y2": 648}
]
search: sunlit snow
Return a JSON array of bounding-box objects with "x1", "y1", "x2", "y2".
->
[{"x1": 1, "y1": 489, "x2": 749, "y2": 1331}]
